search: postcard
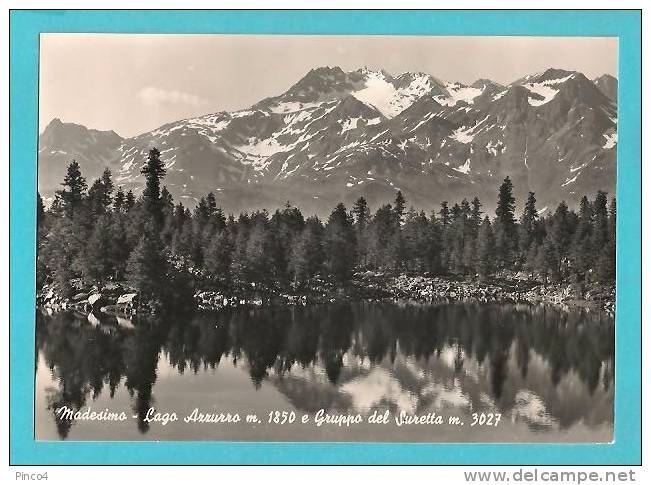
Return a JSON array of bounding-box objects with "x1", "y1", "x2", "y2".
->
[{"x1": 9, "y1": 9, "x2": 642, "y2": 467}]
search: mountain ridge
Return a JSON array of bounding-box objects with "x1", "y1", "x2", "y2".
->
[{"x1": 38, "y1": 66, "x2": 617, "y2": 216}]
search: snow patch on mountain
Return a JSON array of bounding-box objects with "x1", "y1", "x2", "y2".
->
[
  {"x1": 435, "y1": 82, "x2": 483, "y2": 106},
  {"x1": 352, "y1": 71, "x2": 438, "y2": 118},
  {"x1": 454, "y1": 159, "x2": 471, "y2": 174},
  {"x1": 523, "y1": 73, "x2": 574, "y2": 106},
  {"x1": 269, "y1": 101, "x2": 322, "y2": 114},
  {"x1": 603, "y1": 132, "x2": 617, "y2": 149},
  {"x1": 561, "y1": 174, "x2": 578, "y2": 187},
  {"x1": 352, "y1": 71, "x2": 403, "y2": 118}
]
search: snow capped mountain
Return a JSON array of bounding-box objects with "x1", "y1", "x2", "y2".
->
[{"x1": 38, "y1": 66, "x2": 617, "y2": 216}]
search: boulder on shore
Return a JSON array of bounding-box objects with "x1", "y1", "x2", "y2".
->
[{"x1": 116, "y1": 293, "x2": 138, "y2": 305}]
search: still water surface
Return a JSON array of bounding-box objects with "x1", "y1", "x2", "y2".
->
[{"x1": 35, "y1": 301, "x2": 614, "y2": 442}]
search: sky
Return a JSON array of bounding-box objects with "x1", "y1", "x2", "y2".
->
[{"x1": 39, "y1": 34, "x2": 618, "y2": 138}]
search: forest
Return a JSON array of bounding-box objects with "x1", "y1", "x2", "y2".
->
[{"x1": 37, "y1": 148, "x2": 616, "y2": 309}]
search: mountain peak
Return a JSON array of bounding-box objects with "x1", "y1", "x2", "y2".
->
[
  {"x1": 308, "y1": 65, "x2": 345, "y2": 76},
  {"x1": 518, "y1": 68, "x2": 576, "y2": 85},
  {"x1": 354, "y1": 67, "x2": 392, "y2": 80},
  {"x1": 593, "y1": 74, "x2": 618, "y2": 102},
  {"x1": 42, "y1": 117, "x2": 65, "y2": 134},
  {"x1": 595, "y1": 73, "x2": 617, "y2": 82}
]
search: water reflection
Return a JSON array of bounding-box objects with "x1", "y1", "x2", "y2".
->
[{"x1": 35, "y1": 301, "x2": 614, "y2": 442}]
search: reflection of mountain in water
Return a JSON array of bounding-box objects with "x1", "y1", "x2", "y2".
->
[{"x1": 36, "y1": 301, "x2": 614, "y2": 439}]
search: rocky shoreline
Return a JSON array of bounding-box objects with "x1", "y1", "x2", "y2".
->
[{"x1": 38, "y1": 271, "x2": 615, "y2": 318}]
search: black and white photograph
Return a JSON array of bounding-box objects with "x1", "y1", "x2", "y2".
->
[{"x1": 35, "y1": 34, "x2": 617, "y2": 443}]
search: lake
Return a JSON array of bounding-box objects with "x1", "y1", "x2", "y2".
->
[{"x1": 35, "y1": 300, "x2": 614, "y2": 442}]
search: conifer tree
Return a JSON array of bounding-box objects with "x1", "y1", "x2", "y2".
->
[
  {"x1": 591, "y1": 191, "x2": 609, "y2": 257},
  {"x1": 56, "y1": 160, "x2": 87, "y2": 218},
  {"x1": 367, "y1": 204, "x2": 398, "y2": 269},
  {"x1": 352, "y1": 196, "x2": 370, "y2": 267},
  {"x1": 242, "y1": 214, "x2": 273, "y2": 284},
  {"x1": 470, "y1": 197, "x2": 483, "y2": 237},
  {"x1": 352, "y1": 196, "x2": 370, "y2": 228},
  {"x1": 79, "y1": 214, "x2": 115, "y2": 283},
  {"x1": 477, "y1": 216, "x2": 495, "y2": 279},
  {"x1": 439, "y1": 201, "x2": 450, "y2": 227},
  {"x1": 290, "y1": 216, "x2": 325, "y2": 283},
  {"x1": 394, "y1": 190, "x2": 406, "y2": 225},
  {"x1": 609, "y1": 196, "x2": 616, "y2": 245},
  {"x1": 324, "y1": 203, "x2": 356, "y2": 282},
  {"x1": 160, "y1": 186, "x2": 174, "y2": 213},
  {"x1": 113, "y1": 186, "x2": 126, "y2": 214},
  {"x1": 87, "y1": 168, "x2": 114, "y2": 217},
  {"x1": 125, "y1": 190, "x2": 136, "y2": 212},
  {"x1": 519, "y1": 192, "x2": 539, "y2": 258},
  {"x1": 126, "y1": 223, "x2": 169, "y2": 299},
  {"x1": 494, "y1": 176, "x2": 518, "y2": 267},
  {"x1": 140, "y1": 148, "x2": 166, "y2": 225},
  {"x1": 571, "y1": 196, "x2": 593, "y2": 277},
  {"x1": 550, "y1": 201, "x2": 572, "y2": 277},
  {"x1": 402, "y1": 210, "x2": 430, "y2": 272},
  {"x1": 595, "y1": 195, "x2": 616, "y2": 283},
  {"x1": 205, "y1": 192, "x2": 218, "y2": 216},
  {"x1": 426, "y1": 215, "x2": 443, "y2": 274},
  {"x1": 204, "y1": 230, "x2": 234, "y2": 285}
]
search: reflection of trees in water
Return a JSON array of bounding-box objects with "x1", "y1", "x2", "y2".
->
[
  {"x1": 36, "y1": 302, "x2": 614, "y2": 438},
  {"x1": 122, "y1": 324, "x2": 163, "y2": 433}
]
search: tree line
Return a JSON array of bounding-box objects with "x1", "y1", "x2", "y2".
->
[{"x1": 37, "y1": 148, "x2": 616, "y2": 306}]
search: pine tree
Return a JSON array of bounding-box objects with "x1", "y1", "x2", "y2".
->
[
  {"x1": 324, "y1": 203, "x2": 356, "y2": 282},
  {"x1": 402, "y1": 210, "x2": 430, "y2": 272},
  {"x1": 595, "y1": 195, "x2": 616, "y2": 283},
  {"x1": 541, "y1": 232, "x2": 561, "y2": 282},
  {"x1": 78, "y1": 214, "x2": 115, "y2": 283},
  {"x1": 56, "y1": 160, "x2": 87, "y2": 218},
  {"x1": 160, "y1": 186, "x2": 174, "y2": 213},
  {"x1": 205, "y1": 192, "x2": 218, "y2": 216},
  {"x1": 352, "y1": 196, "x2": 370, "y2": 228},
  {"x1": 109, "y1": 216, "x2": 130, "y2": 280},
  {"x1": 439, "y1": 201, "x2": 450, "y2": 227},
  {"x1": 426, "y1": 215, "x2": 443, "y2": 274},
  {"x1": 550, "y1": 201, "x2": 572, "y2": 277},
  {"x1": 367, "y1": 204, "x2": 398, "y2": 269},
  {"x1": 194, "y1": 197, "x2": 210, "y2": 227},
  {"x1": 87, "y1": 168, "x2": 114, "y2": 217},
  {"x1": 571, "y1": 196, "x2": 593, "y2": 277},
  {"x1": 41, "y1": 218, "x2": 80, "y2": 297},
  {"x1": 100, "y1": 168, "x2": 114, "y2": 206},
  {"x1": 290, "y1": 216, "x2": 325, "y2": 283},
  {"x1": 494, "y1": 176, "x2": 518, "y2": 267},
  {"x1": 519, "y1": 192, "x2": 539, "y2": 258},
  {"x1": 125, "y1": 190, "x2": 136, "y2": 211},
  {"x1": 609, "y1": 196, "x2": 617, "y2": 246},
  {"x1": 114, "y1": 187, "x2": 126, "y2": 214},
  {"x1": 242, "y1": 215, "x2": 273, "y2": 284},
  {"x1": 477, "y1": 216, "x2": 495, "y2": 279},
  {"x1": 394, "y1": 190, "x2": 406, "y2": 225},
  {"x1": 204, "y1": 230, "x2": 234, "y2": 284},
  {"x1": 470, "y1": 197, "x2": 483, "y2": 237},
  {"x1": 126, "y1": 224, "x2": 169, "y2": 299},
  {"x1": 591, "y1": 191, "x2": 609, "y2": 258},
  {"x1": 140, "y1": 148, "x2": 166, "y2": 225}
]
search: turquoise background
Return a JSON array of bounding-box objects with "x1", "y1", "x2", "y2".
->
[{"x1": 10, "y1": 10, "x2": 641, "y2": 465}]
